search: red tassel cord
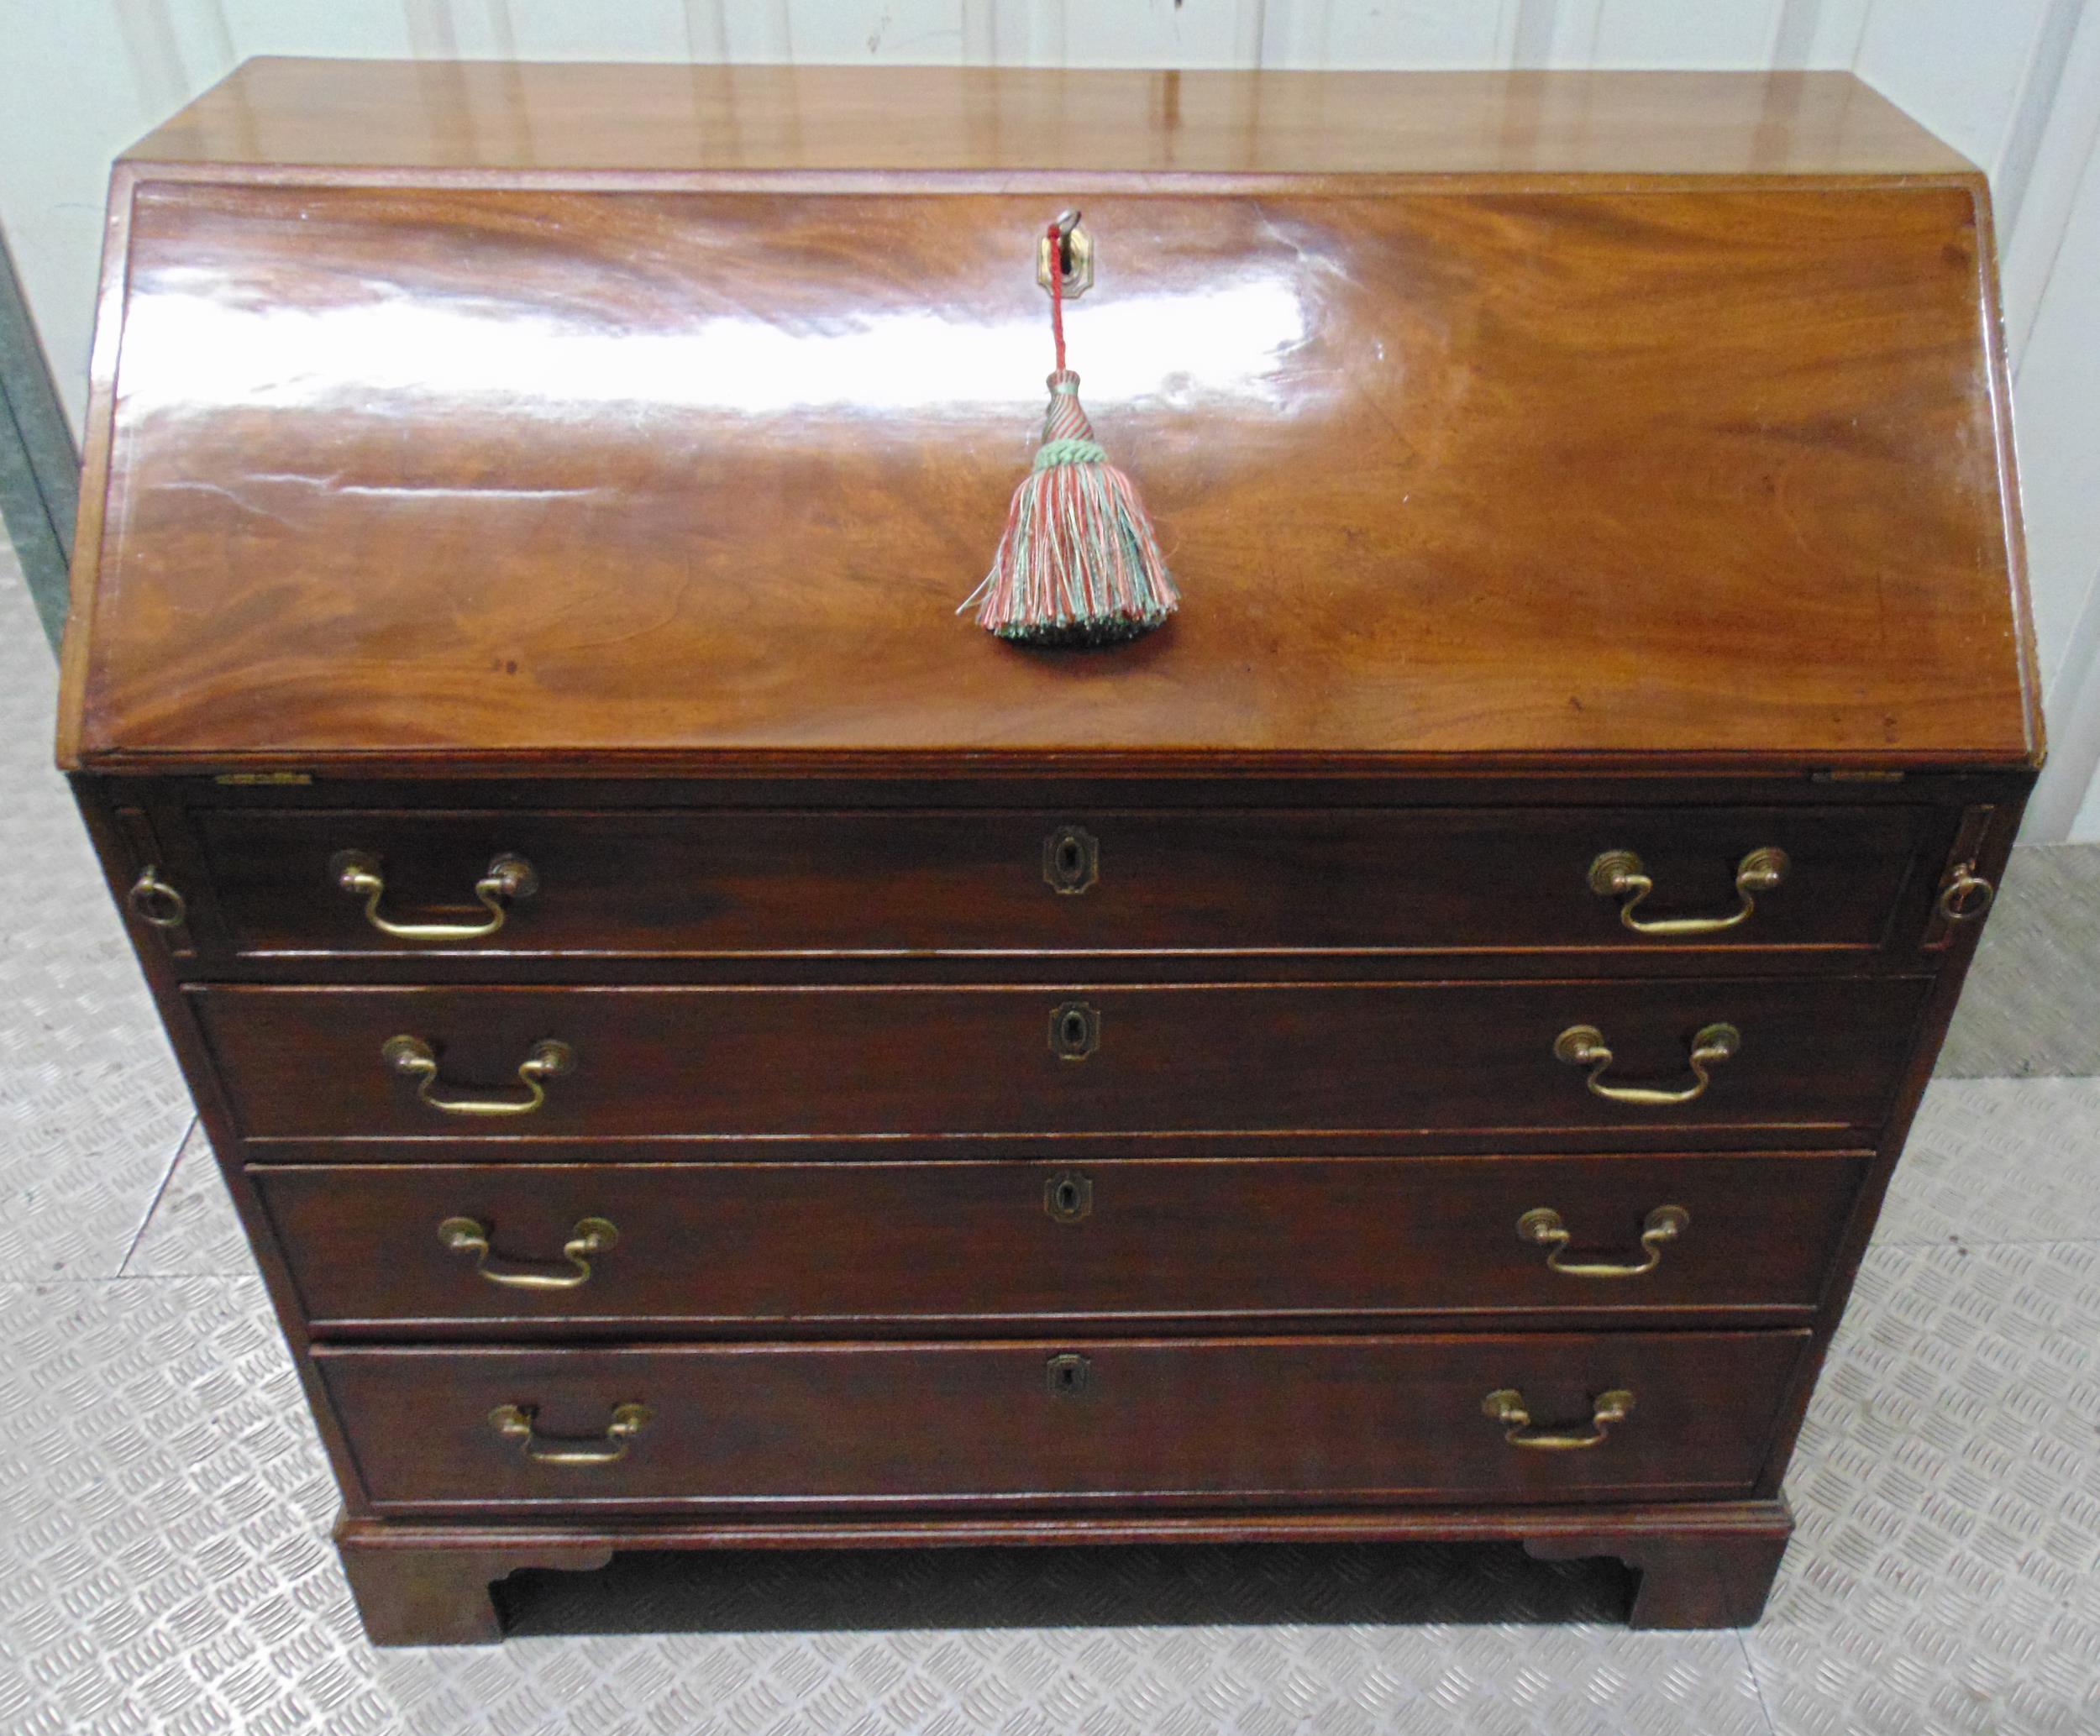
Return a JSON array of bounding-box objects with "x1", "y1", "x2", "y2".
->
[{"x1": 962, "y1": 218, "x2": 1179, "y2": 646}]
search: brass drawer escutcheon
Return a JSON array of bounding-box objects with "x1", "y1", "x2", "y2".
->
[
  {"x1": 1047, "y1": 1352, "x2": 1092, "y2": 1397},
  {"x1": 1555, "y1": 1021, "x2": 1738, "y2": 1106},
  {"x1": 127, "y1": 866, "x2": 188, "y2": 929},
  {"x1": 1042, "y1": 824, "x2": 1100, "y2": 895},
  {"x1": 1518, "y1": 1204, "x2": 1688, "y2": 1277},
  {"x1": 333, "y1": 849, "x2": 538, "y2": 941},
  {"x1": 1483, "y1": 1387, "x2": 1633, "y2": 1450},
  {"x1": 487, "y1": 1401, "x2": 651, "y2": 1466},
  {"x1": 1044, "y1": 1171, "x2": 1093, "y2": 1222},
  {"x1": 383, "y1": 1035, "x2": 572, "y2": 1116},
  {"x1": 1049, "y1": 1000, "x2": 1101, "y2": 1061},
  {"x1": 1588, "y1": 847, "x2": 1788, "y2": 936},
  {"x1": 438, "y1": 1215, "x2": 617, "y2": 1288}
]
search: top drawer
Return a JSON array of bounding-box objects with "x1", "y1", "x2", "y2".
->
[{"x1": 184, "y1": 805, "x2": 1931, "y2": 962}]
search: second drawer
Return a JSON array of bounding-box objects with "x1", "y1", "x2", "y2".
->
[{"x1": 257, "y1": 1152, "x2": 1868, "y2": 1333}]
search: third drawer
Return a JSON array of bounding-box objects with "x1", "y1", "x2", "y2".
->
[{"x1": 255, "y1": 1152, "x2": 1868, "y2": 1333}]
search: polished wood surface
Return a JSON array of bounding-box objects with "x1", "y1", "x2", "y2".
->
[
  {"x1": 127, "y1": 62, "x2": 1972, "y2": 178},
  {"x1": 315, "y1": 1330, "x2": 1809, "y2": 1511},
  {"x1": 189, "y1": 803, "x2": 1931, "y2": 960},
  {"x1": 60, "y1": 64, "x2": 2041, "y2": 1643},
  {"x1": 194, "y1": 977, "x2": 1928, "y2": 1142},
  {"x1": 255, "y1": 1152, "x2": 1867, "y2": 1332},
  {"x1": 61, "y1": 176, "x2": 2033, "y2": 772}
]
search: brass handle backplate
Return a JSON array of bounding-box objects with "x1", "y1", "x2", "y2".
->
[
  {"x1": 1519, "y1": 1205, "x2": 1688, "y2": 1277},
  {"x1": 438, "y1": 1215, "x2": 617, "y2": 1288},
  {"x1": 488, "y1": 1402, "x2": 651, "y2": 1466},
  {"x1": 1483, "y1": 1387, "x2": 1633, "y2": 1450},
  {"x1": 384, "y1": 1035, "x2": 572, "y2": 1116},
  {"x1": 1043, "y1": 825, "x2": 1100, "y2": 895},
  {"x1": 1555, "y1": 1021, "x2": 1739, "y2": 1106},
  {"x1": 1936, "y1": 861, "x2": 1997, "y2": 923},
  {"x1": 128, "y1": 866, "x2": 188, "y2": 930},
  {"x1": 333, "y1": 849, "x2": 538, "y2": 941},
  {"x1": 1588, "y1": 847, "x2": 1788, "y2": 936}
]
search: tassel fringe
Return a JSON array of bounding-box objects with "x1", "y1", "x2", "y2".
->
[{"x1": 962, "y1": 370, "x2": 1179, "y2": 647}]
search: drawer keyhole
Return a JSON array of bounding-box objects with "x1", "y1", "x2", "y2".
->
[
  {"x1": 1049, "y1": 1001, "x2": 1101, "y2": 1061},
  {"x1": 1047, "y1": 1352, "x2": 1092, "y2": 1397},
  {"x1": 1045, "y1": 1172, "x2": 1093, "y2": 1223},
  {"x1": 1042, "y1": 825, "x2": 1100, "y2": 895}
]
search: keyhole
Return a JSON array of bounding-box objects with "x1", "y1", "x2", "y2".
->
[
  {"x1": 1058, "y1": 838, "x2": 1081, "y2": 876},
  {"x1": 1045, "y1": 1171, "x2": 1093, "y2": 1222},
  {"x1": 1047, "y1": 1352, "x2": 1091, "y2": 1396},
  {"x1": 1062, "y1": 1011, "x2": 1086, "y2": 1046}
]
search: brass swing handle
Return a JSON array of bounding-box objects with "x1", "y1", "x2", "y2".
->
[
  {"x1": 1483, "y1": 1387, "x2": 1634, "y2": 1451},
  {"x1": 332, "y1": 849, "x2": 537, "y2": 941},
  {"x1": 438, "y1": 1215, "x2": 617, "y2": 1288},
  {"x1": 127, "y1": 866, "x2": 188, "y2": 929},
  {"x1": 383, "y1": 1036, "x2": 572, "y2": 1116},
  {"x1": 1519, "y1": 1204, "x2": 1688, "y2": 1277},
  {"x1": 488, "y1": 1402, "x2": 651, "y2": 1466},
  {"x1": 1588, "y1": 847, "x2": 1788, "y2": 936},
  {"x1": 1555, "y1": 1022, "x2": 1739, "y2": 1106}
]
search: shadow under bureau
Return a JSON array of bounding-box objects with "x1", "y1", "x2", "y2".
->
[{"x1": 58, "y1": 60, "x2": 2039, "y2": 1643}]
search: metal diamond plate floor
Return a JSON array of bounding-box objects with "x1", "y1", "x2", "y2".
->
[{"x1": 3, "y1": 538, "x2": 2098, "y2": 1733}]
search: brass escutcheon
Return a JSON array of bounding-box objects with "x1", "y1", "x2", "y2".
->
[
  {"x1": 1043, "y1": 825, "x2": 1100, "y2": 895},
  {"x1": 1045, "y1": 1171, "x2": 1094, "y2": 1223},
  {"x1": 1047, "y1": 1352, "x2": 1092, "y2": 1397},
  {"x1": 1049, "y1": 1000, "x2": 1101, "y2": 1061}
]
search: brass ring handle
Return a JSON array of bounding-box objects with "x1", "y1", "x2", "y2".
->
[
  {"x1": 1555, "y1": 1021, "x2": 1739, "y2": 1105},
  {"x1": 487, "y1": 1402, "x2": 651, "y2": 1466},
  {"x1": 383, "y1": 1035, "x2": 572, "y2": 1116},
  {"x1": 438, "y1": 1215, "x2": 617, "y2": 1288},
  {"x1": 1936, "y1": 863, "x2": 1996, "y2": 922},
  {"x1": 1588, "y1": 847, "x2": 1788, "y2": 936},
  {"x1": 1483, "y1": 1387, "x2": 1634, "y2": 1450},
  {"x1": 332, "y1": 849, "x2": 538, "y2": 941},
  {"x1": 1518, "y1": 1205, "x2": 1688, "y2": 1277},
  {"x1": 127, "y1": 866, "x2": 188, "y2": 929}
]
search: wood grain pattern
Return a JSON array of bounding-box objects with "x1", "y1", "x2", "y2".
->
[
  {"x1": 255, "y1": 1151, "x2": 1868, "y2": 1333},
  {"x1": 314, "y1": 1330, "x2": 1810, "y2": 1512},
  {"x1": 192, "y1": 977, "x2": 1930, "y2": 1143},
  {"x1": 54, "y1": 63, "x2": 2045, "y2": 1643},
  {"x1": 123, "y1": 63, "x2": 1974, "y2": 179},
  {"x1": 61, "y1": 175, "x2": 2033, "y2": 772}
]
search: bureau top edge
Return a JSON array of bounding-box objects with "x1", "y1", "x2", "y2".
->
[{"x1": 122, "y1": 63, "x2": 1974, "y2": 181}]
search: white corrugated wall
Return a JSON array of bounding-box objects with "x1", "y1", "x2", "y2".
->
[{"x1": 3, "y1": 0, "x2": 2094, "y2": 834}]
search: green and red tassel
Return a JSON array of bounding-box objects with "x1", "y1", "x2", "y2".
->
[{"x1": 962, "y1": 219, "x2": 1179, "y2": 647}]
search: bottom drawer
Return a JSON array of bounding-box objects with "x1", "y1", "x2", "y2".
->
[{"x1": 317, "y1": 1331, "x2": 1809, "y2": 1513}]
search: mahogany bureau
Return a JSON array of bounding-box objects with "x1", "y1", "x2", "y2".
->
[{"x1": 58, "y1": 60, "x2": 2040, "y2": 1644}]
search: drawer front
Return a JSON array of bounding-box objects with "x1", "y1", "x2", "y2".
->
[
  {"x1": 316, "y1": 1330, "x2": 1809, "y2": 1512},
  {"x1": 198, "y1": 978, "x2": 1929, "y2": 1141},
  {"x1": 191, "y1": 805, "x2": 1929, "y2": 958},
  {"x1": 260, "y1": 1153, "x2": 1867, "y2": 1330}
]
